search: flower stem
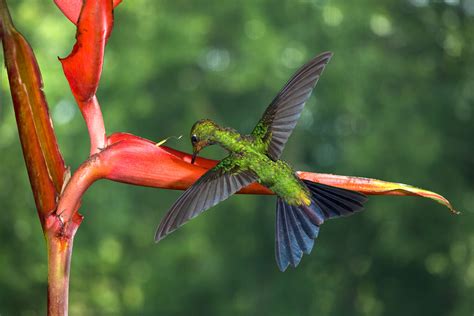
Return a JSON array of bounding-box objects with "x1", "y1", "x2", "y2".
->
[
  {"x1": 45, "y1": 212, "x2": 82, "y2": 316},
  {"x1": 47, "y1": 235, "x2": 73, "y2": 315}
]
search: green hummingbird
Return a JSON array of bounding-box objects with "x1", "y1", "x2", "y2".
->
[{"x1": 155, "y1": 52, "x2": 367, "y2": 271}]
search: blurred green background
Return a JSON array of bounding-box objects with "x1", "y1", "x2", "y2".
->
[{"x1": 1, "y1": 0, "x2": 473, "y2": 315}]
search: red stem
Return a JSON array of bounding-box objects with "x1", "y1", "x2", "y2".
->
[
  {"x1": 58, "y1": 154, "x2": 106, "y2": 224},
  {"x1": 44, "y1": 209, "x2": 82, "y2": 316},
  {"x1": 46, "y1": 234, "x2": 73, "y2": 315},
  {"x1": 76, "y1": 96, "x2": 107, "y2": 156}
]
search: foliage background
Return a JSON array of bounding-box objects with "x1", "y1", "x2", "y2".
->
[{"x1": 0, "y1": 0, "x2": 473, "y2": 315}]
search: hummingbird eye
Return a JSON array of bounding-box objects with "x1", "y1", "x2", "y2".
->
[{"x1": 191, "y1": 134, "x2": 198, "y2": 144}]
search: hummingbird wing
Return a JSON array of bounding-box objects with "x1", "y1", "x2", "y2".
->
[
  {"x1": 252, "y1": 51, "x2": 333, "y2": 160},
  {"x1": 155, "y1": 156, "x2": 258, "y2": 242}
]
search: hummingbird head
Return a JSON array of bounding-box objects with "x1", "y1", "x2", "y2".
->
[{"x1": 190, "y1": 119, "x2": 218, "y2": 164}]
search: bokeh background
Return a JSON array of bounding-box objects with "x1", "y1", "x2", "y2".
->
[{"x1": 1, "y1": 0, "x2": 473, "y2": 315}]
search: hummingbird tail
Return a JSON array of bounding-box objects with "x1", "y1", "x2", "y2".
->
[
  {"x1": 275, "y1": 197, "x2": 320, "y2": 272},
  {"x1": 275, "y1": 181, "x2": 367, "y2": 272},
  {"x1": 302, "y1": 180, "x2": 368, "y2": 220}
]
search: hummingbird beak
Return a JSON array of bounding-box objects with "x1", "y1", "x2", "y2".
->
[
  {"x1": 191, "y1": 148, "x2": 199, "y2": 164},
  {"x1": 191, "y1": 141, "x2": 207, "y2": 164}
]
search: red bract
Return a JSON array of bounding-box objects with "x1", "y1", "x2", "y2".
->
[
  {"x1": 60, "y1": 0, "x2": 113, "y2": 101},
  {"x1": 59, "y1": 0, "x2": 113, "y2": 154}
]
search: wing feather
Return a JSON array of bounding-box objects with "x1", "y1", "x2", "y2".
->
[
  {"x1": 252, "y1": 52, "x2": 333, "y2": 160},
  {"x1": 155, "y1": 157, "x2": 257, "y2": 242}
]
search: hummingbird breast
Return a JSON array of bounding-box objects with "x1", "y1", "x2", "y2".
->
[
  {"x1": 243, "y1": 150, "x2": 310, "y2": 206},
  {"x1": 214, "y1": 131, "x2": 310, "y2": 206}
]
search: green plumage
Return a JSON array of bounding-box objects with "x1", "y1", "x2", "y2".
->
[{"x1": 193, "y1": 120, "x2": 310, "y2": 206}]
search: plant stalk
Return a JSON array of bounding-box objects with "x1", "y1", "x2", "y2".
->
[
  {"x1": 45, "y1": 211, "x2": 82, "y2": 316},
  {"x1": 46, "y1": 234, "x2": 74, "y2": 316}
]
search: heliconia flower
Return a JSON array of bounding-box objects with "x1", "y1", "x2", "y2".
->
[
  {"x1": 0, "y1": 1, "x2": 66, "y2": 221},
  {"x1": 105, "y1": 134, "x2": 457, "y2": 213},
  {"x1": 57, "y1": 132, "x2": 457, "y2": 225}
]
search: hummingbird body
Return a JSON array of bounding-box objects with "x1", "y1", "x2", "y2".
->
[
  {"x1": 196, "y1": 120, "x2": 311, "y2": 206},
  {"x1": 155, "y1": 52, "x2": 368, "y2": 271}
]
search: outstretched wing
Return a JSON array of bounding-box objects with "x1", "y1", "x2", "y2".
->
[
  {"x1": 155, "y1": 156, "x2": 257, "y2": 242},
  {"x1": 252, "y1": 51, "x2": 333, "y2": 160}
]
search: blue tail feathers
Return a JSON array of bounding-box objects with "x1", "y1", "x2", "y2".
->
[{"x1": 275, "y1": 180, "x2": 367, "y2": 271}]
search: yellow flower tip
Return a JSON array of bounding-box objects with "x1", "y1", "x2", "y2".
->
[
  {"x1": 432, "y1": 195, "x2": 459, "y2": 215},
  {"x1": 155, "y1": 135, "x2": 183, "y2": 147},
  {"x1": 436, "y1": 199, "x2": 459, "y2": 215}
]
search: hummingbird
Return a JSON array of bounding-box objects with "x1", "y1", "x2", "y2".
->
[{"x1": 155, "y1": 51, "x2": 368, "y2": 271}]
